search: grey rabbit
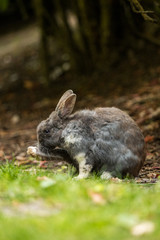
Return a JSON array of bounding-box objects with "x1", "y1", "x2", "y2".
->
[{"x1": 27, "y1": 90, "x2": 146, "y2": 179}]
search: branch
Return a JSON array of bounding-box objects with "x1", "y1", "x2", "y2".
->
[
  {"x1": 128, "y1": 0, "x2": 157, "y2": 23},
  {"x1": 33, "y1": 0, "x2": 50, "y2": 84},
  {"x1": 123, "y1": 1, "x2": 160, "y2": 47}
]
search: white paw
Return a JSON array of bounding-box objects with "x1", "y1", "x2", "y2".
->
[
  {"x1": 73, "y1": 174, "x2": 87, "y2": 180},
  {"x1": 100, "y1": 171, "x2": 112, "y2": 180},
  {"x1": 27, "y1": 146, "x2": 37, "y2": 157}
]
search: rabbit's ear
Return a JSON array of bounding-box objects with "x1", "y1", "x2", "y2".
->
[
  {"x1": 56, "y1": 94, "x2": 76, "y2": 118},
  {"x1": 55, "y1": 90, "x2": 73, "y2": 111}
]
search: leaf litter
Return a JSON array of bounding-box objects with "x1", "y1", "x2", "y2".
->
[{"x1": 0, "y1": 81, "x2": 160, "y2": 184}]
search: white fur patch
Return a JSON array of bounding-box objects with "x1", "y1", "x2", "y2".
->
[
  {"x1": 74, "y1": 152, "x2": 86, "y2": 163},
  {"x1": 74, "y1": 164, "x2": 92, "y2": 180},
  {"x1": 74, "y1": 152, "x2": 92, "y2": 179},
  {"x1": 64, "y1": 134, "x2": 82, "y2": 146},
  {"x1": 100, "y1": 171, "x2": 112, "y2": 180}
]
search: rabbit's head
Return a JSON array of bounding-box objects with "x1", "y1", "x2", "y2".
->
[{"x1": 37, "y1": 90, "x2": 76, "y2": 154}]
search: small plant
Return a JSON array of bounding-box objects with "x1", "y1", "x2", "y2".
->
[{"x1": 0, "y1": 159, "x2": 21, "y2": 180}]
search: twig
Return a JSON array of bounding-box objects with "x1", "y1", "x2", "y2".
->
[
  {"x1": 123, "y1": 1, "x2": 160, "y2": 46},
  {"x1": 128, "y1": 0, "x2": 157, "y2": 23}
]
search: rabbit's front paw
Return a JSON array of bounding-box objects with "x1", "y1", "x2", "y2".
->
[
  {"x1": 73, "y1": 174, "x2": 88, "y2": 180},
  {"x1": 27, "y1": 146, "x2": 38, "y2": 157},
  {"x1": 73, "y1": 161, "x2": 93, "y2": 180}
]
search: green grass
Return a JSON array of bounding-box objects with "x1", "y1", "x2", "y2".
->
[{"x1": 0, "y1": 161, "x2": 160, "y2": 240}]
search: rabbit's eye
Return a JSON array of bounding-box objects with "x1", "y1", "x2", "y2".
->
[{"x1": 44, "y1": 129, "x2": 50, "y2": 134}]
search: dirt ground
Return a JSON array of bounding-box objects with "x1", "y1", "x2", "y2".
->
[{"x1": 0, "y1": 25, "x2": 160, "y2": 183}]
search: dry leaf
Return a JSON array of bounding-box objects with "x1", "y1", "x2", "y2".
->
[
  {"x1": 14, "y1": 159, "x2": 33, "y2": 166},
  {"x1": 131, "y1": 221, "x2": 155, "y2": 236},
  {"x1": 88, "y1": 191, "x2": 106, "y2": 205},
  {"x1": 149, "y1": 107, "x2": 160, "y2": 119},
  {"x1": 147, "y1": 173, "x2": 159, "y2": 179},
  {"x1": 40, "y1": 178, "x2": 56, "y2": 188},
  {"x1": 16, "y1": 156, "x2": 26, "y2": 161},
  {"x1": 110, "y1": 177, "x2": 122, "y2": 183},
  {"x1": 24, "y1": 80, "x2": 34, "y2": 90},
  {"x1": 145, "y1": 135, "x2": 154, "y2": 143},
  {"x1": 146, "y1": 153, "x2": 154, "y2": 160},
  {"x1": 143, "y1": 122, "x2": 159, "y2": 131},
  {"x1": 39, "y1": 161, "x2": 48, "y2": 168},
  {"x1": 37, "y1": 176, "x2": 49, "y2": 181},
  {"x1": 11, "y1": 114, "x2": 20, "y2": 124}
]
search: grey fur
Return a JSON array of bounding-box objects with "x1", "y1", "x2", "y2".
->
[{"x1": 29, "y1": 90, "x2": 146, "y2": 179}]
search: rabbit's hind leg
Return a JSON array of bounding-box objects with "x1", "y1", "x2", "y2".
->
[{"x1": 100, "y1": 171, "x2": 112, "y2": 180}]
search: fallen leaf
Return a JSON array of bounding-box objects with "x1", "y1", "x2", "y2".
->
[
  {"x1": 40, "y1": 178, "x2": 56, "y2": 188},
  {"x1": 11, "y1": 114, "x2": 20, "y2": 124},
  {"x1": 88, "y1": 191, "x2": 106, "y2": 205},
  {"x1": 146, "y1": 153, "x2": 154, "y2": 160},
  {"x1": 147, "y1": 173, "x2": 159, "y2": 179},
  {"x1": 144, "y1": 135, "x2": 155, "y2": 143},
  {"x1": 24, "y1": 80, "x2": 34, "y2": 90},
  {"x1": 149, "y1": 107, "x2": 160, "y2": 119},
  {"x1": 14, "y1": 159, "x2": 33, "y2": 166},
  {"x1": 39, "y1": 161, "x2": 47, "y2": 168},
  {"x1": 110, "y1": 177, "x2": 122, "y2": 183},
  {"x1": 143, "y1": 122, "x2": 159, "y2": 131},
  {"x1": 37, "y1": 176, "x2": 49, "y2": 181},
  {"x1": 16, "y1": 156, "x2": 26, "y2": 161},
  {"x1": 131, "y1": 221, "x2": 155, "y2": 236}
]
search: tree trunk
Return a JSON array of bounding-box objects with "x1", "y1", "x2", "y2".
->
[{"x1": 33, "y1": 0, "x2": 158, "y2": 83}]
